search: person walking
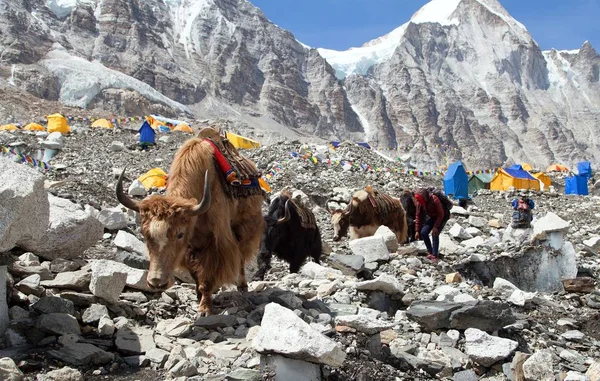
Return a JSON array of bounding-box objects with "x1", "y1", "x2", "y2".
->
[{"x1": 414, "y1": 188, "x2": 451, "y2": 263}]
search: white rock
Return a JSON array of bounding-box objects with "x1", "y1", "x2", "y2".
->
[
  {"x1": 522, "y1": 350, "x2": 554, "y2": 381},
  {"x1": 40, "y1": 366, "x2": 83, "y2": 381},
  {"x1": 334, "y1": 314, "x2": 394, "y2": 334},
  {"x1": 128, "y1": 180, "x2": 147, "y2": 197},
  {"x1": 493, "y1": 277, "x2": 519, "y2": 293},
  {"x1": 354, "y1": 274, "x2": 404, "y2": 295},
  {"x1": 113, "y1": 231, "x2": 148, "y2": 256},
  {"x1": 0, "y1": 357, "x2": 24, "y2": 381},
  {"x1": 468, "y1": 216, "x2": 488, "y2": 229},
  {"x1": 563, "y1": 371, "x2": 590, "y2": 381},
  {"x1": 21, "y1": 194, "x2": 104, "y2": 260},
  {"x1": 465, "y1": 227, "x2": 482, "y2": 237},
  {"x1": 453, "y1": 293, "x2": 477, "y2": 303},
  {"x1": 450, "y1": 206, "x2": 469, "y2": 216},
  {"x1": 439, "y1": 234, "x2": 462, "y2": 255},
  {"x1": 508, "y1": 289, "x2": 536, "y2": 306},
  {"x1": 43, "y1": 132, "x2": 64, "y2": 149},
  {"x1": 90, "y1": 260, "x2": 128, "y2": 303},
  {"x1": 349, "y1": 236, "x2": 390, "y2": 263},
  {"x1": 464, "y1": 328, "x2": 517, "y2": 367},
  {"x1": 449, "y1": 223, "x2": 472, "y2": 240},
  {"x1": 98, "y1": 315, "x2": 115, "y2": 337},
  {"x1": 110, "y1": 141, "x2": 125, "y2": 152},
  {"x1": 300, "y1": 262, "x2": 342, "y2": 280},
  {"x1": 462, "y1": 236, "x2": 485, "y2": 249},
  {"x1": 532, "y1": 212, "x2": 570, "y2": 241},
  {"x1": 433, "y1": 285, "x2": 460, "y2": 297},
  {"x1": 252, "y1": 303, "x2": 346, "y2": 367},
  {"x1": 96, "y1": 207, "x2": 128, "y2": 230},
  {"x1": 0, "y1": 267, "x2": 9, "y2": 338},
  {"x1": 92, "y1": 260, "x2": 152, "y2": 292},
  {"x1": 0, "y1": 158, "x2": 50, "y2": 252},
  {"x1": 374, "y1": 225, "x2": 399, "y2": 252},
  {"x1": 316, "y1": 280, "x2": 342, "y2": 297},
  {"x1": 583, "y1": 236, "x2": 600, "y2": 251}
]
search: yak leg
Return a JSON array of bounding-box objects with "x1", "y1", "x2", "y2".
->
[
  {"x1": 196, "y1": 278, "x2": 214, "y2": 317},
  {"x1": 237, "y1": 257, "x2": 249, "y2": 293},
  {"x1": 252, "y1": 249, "x2": 272, "y2": 281}
]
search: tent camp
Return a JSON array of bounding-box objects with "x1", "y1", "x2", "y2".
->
[
  {"x1": 533, "y1": 172, "x2": 552, "y2": 190},
  {"x1": 173, "y1": 123, "x2": 194, "y2": 133},
  {"x1": 490, "y1": 168, "x2": 540, "y2": 191},
  {"x1": 468, "y1": 173, "x2": 494, "y2": 194},
  {"x1": 226, "y1": 131, "x2": 260, "y2": 149},
  {"x1": 23, "y1": 123, "x2": 45, "y2": 131},
  {"x1": 91, "y1": 119, "x2": 114, "y2": 129},
  {"x1": 576, "y1": 161, "x2": 592, "y2": 179},
  {"x1": 47, "y1": 114, "x2": 70, "y2": 133},
  {"x1": 443, "y1": 161, "x2": 469, "y2": 200},
  {"x1": 0, "y1": 124, "x2": 19, "y2": 131},
  {"x1": 547, "y1": 164, "x2": 569, "y2": 172},
  {"x1": 565, "y1": 175, "x2": 588, "y2": 196}
]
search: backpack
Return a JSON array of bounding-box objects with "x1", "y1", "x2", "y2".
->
[{"x1": 427, "y1": 187, "x2": 454, "y2": 211}]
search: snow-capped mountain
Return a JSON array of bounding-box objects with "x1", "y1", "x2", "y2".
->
[{"x1": 0, "y1": 0, "x2": 598, "y2": 168}]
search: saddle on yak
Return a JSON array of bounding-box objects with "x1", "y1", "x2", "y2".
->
[
  {"x1": 198, "y1": 127, "x2": 267, "y2": 198},
  {"x1": 364, "y1": 185, "x2": 400, "y2": 220},
  {"x1": 280, "y1": 189, "x2": 317, "y2": 229}
]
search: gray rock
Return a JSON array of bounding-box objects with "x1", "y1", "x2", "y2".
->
[
  {"x1": 15, "y1": 274, "x2": 43, "y2": 296},
  {"x1": 128, "y1": 180, "x2": 147, "y2": 197},
  {"x1": 49, "y1": 259, "x2": 80, "y2": 273},
  {"x1": 114, "y1": 231, "x2": 148, "y2": 256},
  {"x1": 453, "y1": 369, "x2": 478, "y2": 381},
  {"x1": 326, "y1": 303, "x2": 358, "y2": 316},
  {"x1": 0, "y1": 357, "x2": 24, "y2": 381},
  {"x1": 32, "y1": 296, "x2": 75, "y2": 315},
  {"x1": 493, "y1": 277, "x2": 519, "y2": 293},
  {"x1": 405, "y1": 301, "x2": 463, "y2": 331},
  {"x1": 0, "y1": 267, "x2": 10, "y2": 337},
  {"x1": 449, "y1": 223, "x2": 473, "y2": 240},
  {"x1": 561, "y1": 330, "x2": 585, "y2": 342},
  {"x1": 156, "y1": 317, "x2": 193, "y2": 337},
  {"x1": 110, "y1": 141, "x2": 126, "y2": 152},
  {"x1": 115, "y1": 251, "x2": 150, "y2": 270},
  {"x1": 468, "y1": 216, "x2": 488, "y2": 229},
  {"x1": 531, "y1": 212, "x2": 570, "y2": 241},
  {"x1": 374, "y1": 225, "x2": 399, "y2": 252},
  {"x1": 259, "y1": 355, "x2": 322, "y2": 381},
  {"x1": 38, "y1": 366, "x2": 83, "y2": 381},
  {"x1": 123, "y1": 355, "x2": 149, "y2": 368},
  {"x1": 98, "y1": 315, "x2": 115, "y2": 337},
  {"x1": 96, "y1": 207, "x2": 128, "y2": 230},
  {"x1": 252, "y1": 303, "x2": 346, "y2": 367},
  {"x1": 48, "y1": 343, "x2": 114, "y2": 366},
  {"x1": 36, "y1": 313, "x2": 81, "y2": 336},
  {"x1": 21, "y1": 194, "x2": 103, "y2": 260},
  {"x1": 169, "y1": 360, "x2": 198, "y2": 377},
  {"x1": 464, "y1": 328, "x2": 517, "y2": 367},
  {"x1": 82, "y1": 304, "x2": 110, "y2": 324},
  {"x1": 226, "y1": 368, "x2": 262, "y2": 381},
  {"x1": 0, "y1": 158, "x2": 50, "y2": 253},
  {"x1": 39, "y1": 270, "x2": 90, "y2": 291},
  {"x1": 274, "y1": 292, "x2": 304, "y2": 309},
  {"x1": 43, "y1": 132, "x2": 64, "y2": 149},
  {"x1": 449, "y1": 301, "x2": 516, "y2": 332},
  {"x1": 563, "y1": 371, "x2": 590, "y2": 381},
  {"x1": 90, "y1": 260, "x2": 127, "y2": 304},
  {"x1": 388, "y1": 349, "x2": 444, "y2": 376},
  {"x1": 349, "y1": 236, "x2": 390, "y2": 263},
  {"x1": 300, "y1": 262, "x2": 342, "y2": 279},
  {"x1": 334, "y1": 314, "x2": 394, "y2": 334},
  {"x1": 328, "y1": 254, "x2": 364, "y2": 275},
  {"x1": 145, "y1": 347, "x2": 169, "y2": 366},
  {"x1": 522, "y1": 350, "x2": 554, "y2": 381},
  {"x1": 115, "y1": 325, "x2": 156, "y2": 354},
  {"x1": 354, "y1": 274, "x2": 404, "y2": 295},
  {"x1": 195, "y1": 315, "x2": 238, "y2": 330}
]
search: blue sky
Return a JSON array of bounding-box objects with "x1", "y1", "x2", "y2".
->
[{"x1": 251, "y1": 0, "x2": 599, "y2": 51}]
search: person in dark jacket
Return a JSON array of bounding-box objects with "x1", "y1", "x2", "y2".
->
[
  {"x1": 414, "y1": 188, "x2": 450, "y2": 263},
  {"x1": 511, "y1": 196, "x2": 534, "y2": 228}
]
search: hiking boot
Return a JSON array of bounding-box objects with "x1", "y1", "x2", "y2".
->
[{"x1": 426, "y1": 254, "x2": 439, "y2": 264}]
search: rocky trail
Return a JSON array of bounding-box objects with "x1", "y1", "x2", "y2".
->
[{"x1": 1, "y1": 127, "x2": 599, "y2": 381}]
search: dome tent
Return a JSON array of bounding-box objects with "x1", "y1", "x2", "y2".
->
[
  {"x1": 24, "y1": 123, "x2": 45, "y2": 131},
  {"x1": 91, "y1": 118, "x2": 114, "y2": 129},
  {"x1": 46, "y1": 113, "x2": 70, "y2": 133}
]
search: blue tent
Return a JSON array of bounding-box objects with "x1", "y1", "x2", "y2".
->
[
  {"x1": 565, "y1": 175, "x2": 588, "y2": 196},
  {"x1": 508, "y1": 164, "x2": 523, "y2": 171},
  {"x1": 444, "y1": 161, "x2": 469, "y2": 200},
  {"x1": 139, "y1": 121, "x2": 156, "y2": 146},
  {"x1": 577, "y1": 161, "x2": 592, "y2": 179}
]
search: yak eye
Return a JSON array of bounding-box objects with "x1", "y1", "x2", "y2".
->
[{"x1": 177, "y1": 232, "x2": 185, "y2": 239}]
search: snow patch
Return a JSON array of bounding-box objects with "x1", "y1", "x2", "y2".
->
[
  {"x1": 349, "y1": 102, "x2": 371, "y2": 138},
  {"x1": 41, "y1": 49, "x2": 190, "y2": 113},
  {"x1": 411, "y1": 0, "x2": 461, "y2": 26},
  {"x1": 297, "y1": 40, "x2": 312, "y2": 50},
  {"x1": 46, "y1": 0, "x2": 95, "y2": 19},
  {"x1": 317, "y1": 24, "x2": 407, "y2": 79},
  {"x1": 9, "y1": 65, "x2": 16, "y2": 86}
]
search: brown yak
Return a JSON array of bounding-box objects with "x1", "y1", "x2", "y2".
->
[
  {"x1": 116, "y1": 137, "x2": 264, "y2": 316},
  {"x1": 329, "y1": 186, "x2": 408, "y2": 244}
]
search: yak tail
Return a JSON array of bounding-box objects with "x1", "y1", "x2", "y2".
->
[{"x1": 398, "y1": 206, "x2": 409, "y2": 245}]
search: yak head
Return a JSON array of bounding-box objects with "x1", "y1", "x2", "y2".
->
[
  {"x1": 115, "y1": 169, "x2": 211, "y2": 290},
  {"x1": 265, "y1": 190, "x2": 293, "y2": 228},
  {"x1": 328, "y1": 204, "x2": 350, "y2": 242}
]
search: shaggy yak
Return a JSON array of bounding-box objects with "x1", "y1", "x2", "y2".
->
[
  {"x1": 399, "y1": 190, "x2": 420, "y2": 243},
  {"x1": 116, "y1": 137, "x2": 265, "y2": 316},
  {"x1": 253, "y1": 189, "x2": 322, "y2": 281},
  {"x1": 329, "y1": 186, "x2": 408, "y2": 244}
]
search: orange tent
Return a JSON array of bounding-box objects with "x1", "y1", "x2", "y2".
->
[
  {"x1": 547, "y1": 164, "x2": 569, "y2": 172},
  {"x1": 173, "y1": 123, "x2": 194, "y2": 133},
  {"x1": 24, "y1": 123, "x2": 45, "y2": 131},
  {"x1": 0, "y1": 124, "x2": 19, "y2": 131}
]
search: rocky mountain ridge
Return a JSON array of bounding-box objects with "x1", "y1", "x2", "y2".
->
[{"x1": 0, "y1": 0, "x2": 599, "y2": 169}]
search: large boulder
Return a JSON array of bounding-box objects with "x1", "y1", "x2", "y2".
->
[
  {"x1": 21, "y1": 194, "x2": 104, "y2": 260},
  {"x1": 0, "y1": 158, "x2": 50, "y2": 252}
]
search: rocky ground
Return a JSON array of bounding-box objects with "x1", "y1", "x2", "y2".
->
[{"x1": 1, "y1": 127, "x2": 599, "y2": 381}]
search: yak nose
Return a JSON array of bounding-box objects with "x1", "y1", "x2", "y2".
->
[{"x1": 147, "y1": 276, "x2": 168, "y2": 290}]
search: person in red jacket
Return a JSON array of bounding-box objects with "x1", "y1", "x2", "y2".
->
[{"x1": 414, "y1": 188, "x2": 450, "y2": 263}]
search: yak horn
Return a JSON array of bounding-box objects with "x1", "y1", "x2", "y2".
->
[
  {"x1": 116, "y1": 168, "x2": 140, "y2": 213},
  {"x1": 191, "y1": 170, "x2": 211, "y2": 215},
  {"x1": 277, "y1": 200, "x2": 291, "y2": 224}
]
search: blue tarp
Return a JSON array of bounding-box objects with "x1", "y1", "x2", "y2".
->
[
  {"x1": 357, "y1": 142, "x2": 372, "y2": 149},
  {"x1": 508, "y1": 164, "x2": 523, "y2": 171},
  {"x1": 565, "y1": 175, "x2": 589, "y2": 196},
  {"x1": 444, "y1": 161, "x2": 469, "y2": 200},
  {"x1": 503, "y1": 168, "x2": 537, "y2": 180},
  {"x1": 139, "y1": 121, "x2": 156, "y2": 145},
  {"x1": 577, "y1": 161, "x2": 592, "y2": 178}
]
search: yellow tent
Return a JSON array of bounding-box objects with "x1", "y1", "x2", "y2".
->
[
  {"x1": 91, "y1": 118, "x2": 114, "y2": 129},
  {"x1": 547, "y1": 164, "x2": 569, "y2": 172},
  {"x1": 138, "y1": 168, "x2": 168, "y2": 189},
  {"x1": 24, "y1": 123, "x2": 45, "y2": 131},
  {"x1": 0, "y1": 124, "x2": 19, "y2": 131},
  {"x1": 521, "y1": 163, "x2": 534, "y2": 171},
  {"x1": 47, "y1": 114, "x2": 70, "y2": 133},
  {"x1": 533, "y1": 172, "x2": 552, "y2": 190},
  {"x1": 225, "y1": 131, "x2": 260, "y2": 149},
  {"x1": 146, "y1": 115, "x2": 169, "y2": 130},
  {"x1": 173, "y1": 123, "x2": 194, "y2": 133},
  {"x1": 490, "y1": 168, "x2": 540, "y2": 191}
]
